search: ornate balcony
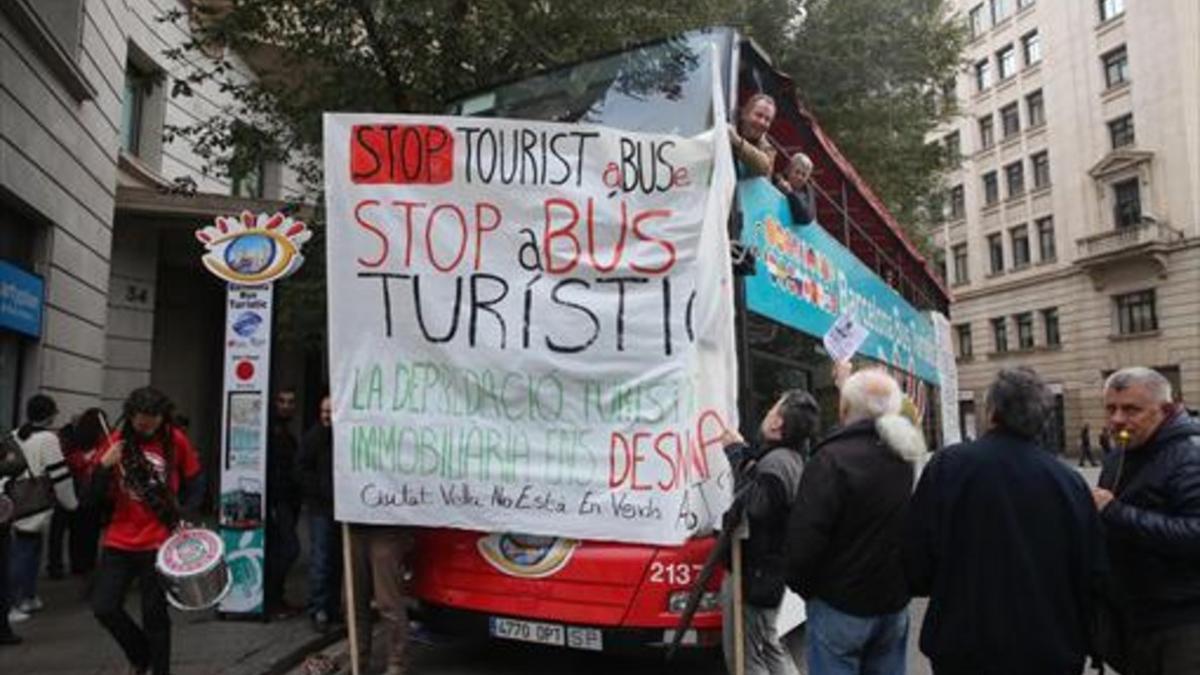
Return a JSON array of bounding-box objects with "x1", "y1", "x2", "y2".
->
[{"x1": 1074, "y1": 219, "x2": 1185, "y2": 288}]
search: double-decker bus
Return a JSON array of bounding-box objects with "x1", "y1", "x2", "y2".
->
[{"x1": 411, "y1": 26, "x2": 951, "y2": 655}]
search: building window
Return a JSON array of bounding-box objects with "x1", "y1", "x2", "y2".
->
[
  {"x1": 997, "y1": 45, "x2": 1017, "y2": 80},
  {"x1": 1022, "y1": 30, "x2": 1042, "y2": 66},
  {"x1": 949, "y1": 185, "x2": 966, "y2": 219},
  {"x1": 990, "y1": 0, "x2": 1012, "y2": 24},
  {"x1": 952, "y1": 243, "x2": 969, "y2": 284},
  {"x1": 975, "y1": 59, "x2": 993, "y2": 92},
  {"x1": 1001, "y1": 102, "x2": 1021, "y2": 138},
  {"x1": 1018, "y1": 0, "x2": 1035, "y2": 8},
  {"x1": 987, "y1": 232, "x2": 1004, "y2": 273},
  {"x1": 1036, "y1": 216, "x2": 1056, "y2": 261},
  {"x1": 1108, "y1": 114, "x2": 1135, "y2": 149},
  {"x1": 956, "y1": 324, "x2": 974, "y2": 359},
  {"x1": 969, "y1": 4, "x2": 987, "y2": 37},
  {"x1": 983, "y1": 171, "x2": 1000, "y2": 206},
  {"x1": 1042, "y1": 308, "x2": 1060, "y2": 346},
  {"x1": 1099, "y1": 0, "x2": 1125, "y2": 22},
  {"x1": 1115, "y1": 290, "x2": 1157, "y2": 335},
  {"x1": 121, "y1": 63, "x2": 153, "y2": 156},
  {"x1": 1031, "y1": 151, "x2": 1050, "y2": 189},
  {"x1": 1103, "y1": 46, "x2": 1129, "y2": 89},
  {"x1": 1114, "y1": 178, "x2": 1141, "y2": 228},
  {"x1": 944, "y1": 131, "x2": 961, "y2": 159},
  {"x1": 1026, "y1": 90, "x2": 1045, "y2": 127},
  {"x1": 1015, "y1": 312, "x2": 1034, "y2": 349},
  {"x1": 1005, "y1": 161, "x2": 1025, "y2": 197},
  {"x1": 979, "y1": 115, "x2": 995, "y2": 149},
  {"x1": 992, "y1": 317, "x2": 1009, "y2": 353},
  {"x1": 1011, "y1": 225, "x2": 1030, "y2": 267}
]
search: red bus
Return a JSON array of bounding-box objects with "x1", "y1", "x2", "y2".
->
[{"x1": 412, "y1": 26, "x2": 950, "y2": 654}]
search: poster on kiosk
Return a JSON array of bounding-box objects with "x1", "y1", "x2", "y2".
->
[{"x1": 196, "y1": 211, "x2": 311, "y2": 615}]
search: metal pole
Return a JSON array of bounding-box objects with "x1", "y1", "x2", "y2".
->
[{"x1": 731, "y1": 534, "x2": 746, "y2": 675}]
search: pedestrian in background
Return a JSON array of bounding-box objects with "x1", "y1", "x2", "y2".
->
[
  {"x1": 720, "y1": 389, "x2": 820, "y2": 675},
  {"x1": 8, "y1": 394, "x2": 76, "y2": 621},
  {"x1": 296, "y1": 394, "x2": 339, "y2": 633},
  {"x1": 785, "y1": 369, "x2": 923, "y2": 675},
  {"x1": 47, "y1": 408, "x2": 107, "y2": 580},
  {"x1": 1093, "y1": 367, "x2": 1200, "y2": 674},
  {"x1": 1079, "y1": 423, "x2": 1098, "y2": 467},
  {"x1": 265, "y1": 387, "x2": 302, "y2": 618},
  {"x1": 906, "y1": 368, "x2": 1104, "y2": 675}
]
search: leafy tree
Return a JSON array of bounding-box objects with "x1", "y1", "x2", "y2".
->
[
  {"x1": 162, "y1": 0, "x2": 962, "y2": 340},
  {"x1": 749, "y1": 0, "x2": 968, "y2": 246}
]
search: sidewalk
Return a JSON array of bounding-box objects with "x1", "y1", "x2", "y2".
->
[{"x1": 3, "y1": 567, "x2": 339, "y2": 675}]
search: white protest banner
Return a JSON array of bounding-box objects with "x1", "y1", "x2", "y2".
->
[
  {"x1": 822, "y1": 313, "x2": 869, "y2": 363},
  {"x1": 323, "y1": 107, "x2": 738, "y2": 545}
]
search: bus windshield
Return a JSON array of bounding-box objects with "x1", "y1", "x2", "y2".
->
[{"x1": 448, "y1": 29, "x2": 729, "y2": 136}]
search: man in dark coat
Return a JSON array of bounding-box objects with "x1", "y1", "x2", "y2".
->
[
  {"x1": 295, "y1": 394, "x2": 339, "y2": 632},
  {"x1": 264, "y1": 388, "x2": 301, "y2": 616},
  {"x1": 1093, "y1": 367, "x2": 1200, "y2": 675},
  {"x1": 721, "y1": 388, "x2": 820, "y2": 675},
  {"x1": 905, "y1": 367, "x2": 1105, "y2": 675},
  {"x1": 785, "y1": 369, "x2": 924, "y2": 675}
]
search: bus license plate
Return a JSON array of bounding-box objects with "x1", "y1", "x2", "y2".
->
[
  {"x1": 490, "y1": 617, "x2": 565, "y2": 647},
  {"x1": 566, "y1": 626, "x2": 603, "y2": 651}
]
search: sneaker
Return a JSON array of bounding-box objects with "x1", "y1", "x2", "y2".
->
[
  {"x1": 7, "y1": 608, "x2": 30, "y2": 623},
  {"x1": 17, "y1": 597, "x2": 43, "y2": 613}
]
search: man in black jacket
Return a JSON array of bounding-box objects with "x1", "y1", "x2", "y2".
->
[
  {"x1": 721, "y1": 389, "x2": 820, "y2": 675},
  {"x1": 905, "y1": 368, "x2": 1104, "y2": 675},
  {"x1": 785, "y1": 369, "x2": 924, "y2": 675},
  {"x1": 265, "y1": 387, "x2": 301, "y2": 617},
  {"x1": 296, "y1": 394, "x2": 339, "y2": 633},
  {"x1": 1093, "y1": 367, "x2": 1200, "y2": 675}
]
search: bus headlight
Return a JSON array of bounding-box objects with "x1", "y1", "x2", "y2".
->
[{"x1": 667, "y1": 590, "x2": 721, "y2": 614}]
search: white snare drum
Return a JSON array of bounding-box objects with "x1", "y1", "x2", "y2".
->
[{"x1": 156, "y1": 527, "x2": 231, "y2": 611}]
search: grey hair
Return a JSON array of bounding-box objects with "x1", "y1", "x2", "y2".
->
[
  {"x1": 788, "y1": 153, "x2": 813, "y2": 175},
  {"x1": 1105, "y1": 367, "x2": 1173, "y2": 403},
  {"x1": 985, "y1": 367, "x2": 1052, "y2": 439},
  {"x1": 841, "y1": 369, "x2": 903, "y2": 424}
]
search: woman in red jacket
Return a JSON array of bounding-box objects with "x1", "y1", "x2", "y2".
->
[{"x1": 88, "y1": 387, "x2": 203, "y2": 675}]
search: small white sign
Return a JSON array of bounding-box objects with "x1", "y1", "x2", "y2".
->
[{"x1": 822, "y1": 313, "x2": 869, "y2": 362}]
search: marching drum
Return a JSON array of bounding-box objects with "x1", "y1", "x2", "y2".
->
[{"x1": 156, "y1": 527, "x2": 231, "y2": 611}]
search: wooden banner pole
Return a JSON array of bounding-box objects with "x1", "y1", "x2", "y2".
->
[
  {"x1": 342, "y1": 522, "x2": 361, "y2": 675},
  {"x1": 732, "y1": 533, "x2": 746, "y2": 675}
]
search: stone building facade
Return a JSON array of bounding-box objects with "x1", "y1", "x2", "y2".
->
[
  {"x1": 932, "y1": 0, "x2": 1200, "y2": 449},
  {"x1": 1, "y1": 0, "x2": 309, "y2": 461}
]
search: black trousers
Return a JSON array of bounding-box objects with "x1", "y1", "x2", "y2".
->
[
  {"x1": 48, "y1": 505, "x2": 101, "y2": 575},
  {"x1": 92, "y1": 547, "x2": 171, "y2": 675},
  {"x1": 0, "y1": 525, "x2": 12, "y2": 637},
  {"x1": 1128, "y1": 622, "x2": 1200, "y2": 675}
]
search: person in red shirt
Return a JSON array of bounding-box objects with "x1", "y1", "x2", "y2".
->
[{"x1": 88, "y1": 387, "x2": 204, "y2": 675}]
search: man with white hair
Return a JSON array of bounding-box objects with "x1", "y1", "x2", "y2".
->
[
  {"x1": 784, "y1": 368, "x2": 924, "y2": 675},
  {"x1": 1093, "y1": 366, "x2": 1200, "y2": 675},
  {"x1": 775, "y1": 152, "x2": 815, "y2": 225}
]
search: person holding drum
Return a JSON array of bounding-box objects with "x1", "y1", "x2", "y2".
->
[{"x1": 88, "y1": 387, "x2": 204, "y2": 675}]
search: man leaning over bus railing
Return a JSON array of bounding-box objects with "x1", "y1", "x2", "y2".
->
[
  {"x1": 719, "y1": 389, "x2": 820, "y2": 675},
  {"x1": 730, "y1": 93, "x2": 777, "y2": 179},
  {"x1": 784, "y1": 369, "x2": 922, "y2": 675},
  {"x1": 1092, "y1": 367, "x2": 1200, "y2": 675},
  {"x1": 775, "y1": 153, "x2": 815, "y2": 226}
]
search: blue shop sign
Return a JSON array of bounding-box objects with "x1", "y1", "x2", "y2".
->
[
  {"x1": 739, "y1": 178, "x2": 938, "y2": 384},
  {"x1": 0, "y1": 260, "x2": 45, "y2": 339}
]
